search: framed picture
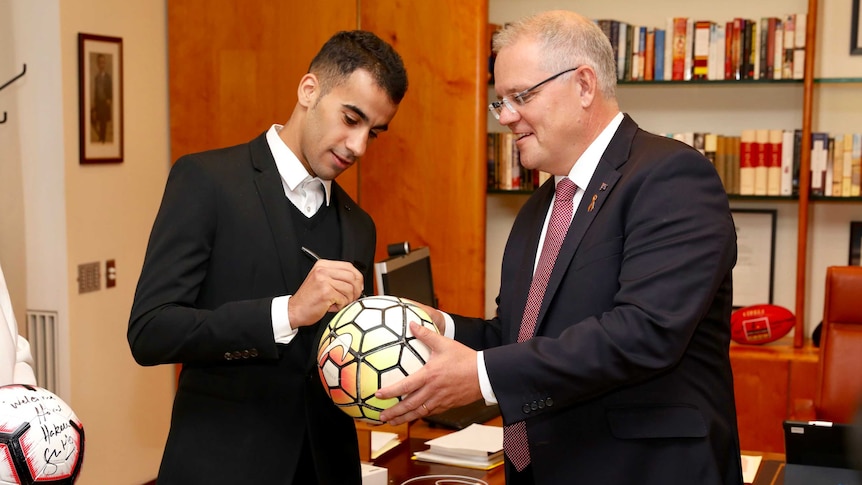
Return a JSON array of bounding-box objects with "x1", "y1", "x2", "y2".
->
[
  {"x1": 77, "y1": 33, "x2": 123, "y2": 164},
  {"x1": 850, "y1": 222, "x2": 862, "y2": 266},
  {"x1": 853, "y1": 0, "x2": 862, "y2": 55},
  {"x1": 731, "y1": 209, "x2": 776, "y2": 308}
]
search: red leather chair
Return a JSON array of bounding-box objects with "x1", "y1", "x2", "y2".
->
[{"x1": 794, "y1": 266, "x2": 862, "y2": 422}]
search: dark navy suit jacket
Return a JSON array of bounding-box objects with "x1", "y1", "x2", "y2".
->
[{"x1": 454, "y1": 115, "x2": 743, "y2": 484}]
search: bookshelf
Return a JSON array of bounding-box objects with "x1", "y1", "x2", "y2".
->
[{"x1": 485, "y1": 0, "x2": 862, "y2": 350}]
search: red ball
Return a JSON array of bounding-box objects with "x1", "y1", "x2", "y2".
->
[{"x1": 731, "y1": 304, "x2": 795, "y2": 345}]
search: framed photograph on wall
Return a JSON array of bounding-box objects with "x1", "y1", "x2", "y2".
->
[
  {"x1": 78, "y1": 33, "x2": 123, "y2": 164},
  {"x1": 731, "y1": 209, "x2": 777, "y2": 308},
  {"x1": 850, "y1": 222, "x2": 862, "y2": 266},
  {"x1": 853, "y1": 0, "x2": 862, "y2": 55}
]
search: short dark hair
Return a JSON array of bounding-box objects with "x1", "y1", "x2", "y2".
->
[{"x1": 308, "y1": 30, "x2": 408, "y2": 104}]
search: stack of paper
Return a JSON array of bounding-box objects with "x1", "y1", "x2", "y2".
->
[{"x1": 413, "y1": 423, "x2": 504, "y2": 470}]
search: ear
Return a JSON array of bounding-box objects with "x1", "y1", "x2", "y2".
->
[
  {"x1": 297, "y1": 73, "x2": 319, "y2": 109},
  {"x1": 575, "y1": 66, "x2": 598, "y2": 108}
]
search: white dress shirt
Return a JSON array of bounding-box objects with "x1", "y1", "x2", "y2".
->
[
  {"x1": 265, "y1": 124, "x2": 332, "y2": 344},
  {"x1": 444, "y1": 112, "x2": 624, "y2": 403}
]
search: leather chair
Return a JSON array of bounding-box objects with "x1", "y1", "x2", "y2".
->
[{"x1": 793, "y1": 266, "x2": 862, "y2": 422}]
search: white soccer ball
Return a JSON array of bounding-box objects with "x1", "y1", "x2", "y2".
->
[
  {"x1": 317, "y1": 295, "x2": 437, "y2": 423},
  {"x1": 0, "y1": 385, "x2": 84, "y2": 484}
]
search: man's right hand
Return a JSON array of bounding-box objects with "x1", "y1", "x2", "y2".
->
[{"x1": 288, "y1": 260, "x2": 364, "y2": 328}]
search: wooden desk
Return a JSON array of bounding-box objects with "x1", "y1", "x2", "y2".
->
[
  {"x1": 372, "y1": 437, "x2": 505, "y2": 485},
  {"x1": 730, "y1": 337, "x2": 819, "y2": 453}
]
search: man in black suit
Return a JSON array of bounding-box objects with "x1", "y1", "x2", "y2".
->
[
  {"x1": 128, "y1": 31, "x2": 407, "y2": 484},
  {"x1": 377, "y1": 10, "x2": 742, "y2": 485}
]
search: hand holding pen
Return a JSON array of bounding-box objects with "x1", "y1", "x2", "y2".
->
[{"x1": 287, "y1": 247, "x2": 367, "y2": 328}]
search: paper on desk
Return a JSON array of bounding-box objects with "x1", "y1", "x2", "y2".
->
[
  {"x1": 740, "y1": 454, "x2": 763, "y2": 484},
  {"x1": 424, "y1": 423, "x2": 503, "y2": 457},
  {"x1": 371, "y1": 431, "x2": 401, "y2": 459}
]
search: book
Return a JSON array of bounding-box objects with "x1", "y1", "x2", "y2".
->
[
  {"x1": 810, "y1": 132, "x2": 828, "y2": 196},
  {"x1": 739, "y1": 129, "x2": 756, "y2": 195},
  {"x1": 781, "y1": 130, "x2": 795, "y2": 196},
  {"x1": 754, "y1": 129, "x2": 768, "y2": 195},
  {"x1": 793, "y1": 13, "x2": 806, "y2": 80},
  {"x1": 671, "y1": 17, "x2": 688, "y2": 80},
  {"x1": 413, "y1": 423, "x2": 504, "y2": 470},
  {"x1": 843, "y1": 134, "x2": 854, "y2": 196},
  {"x1": 654, "y1": 28, "x2": 666, "y2": 81},
  {"x1": 852, "y1": 133, "x2": 862, "y2": 197},
  {"x1": 767, "y1": 129, "x2": 783, "y2": 196},
  {"x1": 832, "y1": 134, "x2": 844, "y2": 197},
  {"x1": 692, "y1": 20, "x2": 711, "y2": 79}
]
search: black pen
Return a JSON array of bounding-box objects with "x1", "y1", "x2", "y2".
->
[{"x1": 301, "y1": 246, "x2": 366, "y2": 298}]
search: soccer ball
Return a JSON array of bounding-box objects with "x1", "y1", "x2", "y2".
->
[
  {"x1": 317, "y1": 295, "x2": 438, "y2": 423},
  {"x1": 0, "y1": 385, "x2": 84, "y2": 484}
]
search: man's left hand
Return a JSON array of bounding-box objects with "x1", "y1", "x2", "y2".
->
[{"x1": 376, "y1": 321, "x2": 482, "y2": 425}]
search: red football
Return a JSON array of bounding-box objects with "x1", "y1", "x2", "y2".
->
[{"x1": 730, "y1": 304, "x2": 795, "y2": 345}]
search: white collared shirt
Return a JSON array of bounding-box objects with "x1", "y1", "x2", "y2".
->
[
  {"x1": 265, "y1": 124, "x2": 334, "y2": 344},
  {"x1": 443, "y1": 112, "x2": 625, "y2": 404}
]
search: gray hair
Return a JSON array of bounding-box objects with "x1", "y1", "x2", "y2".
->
[{"x1": 493, "y1": 10, "x2": 617, "y2": 99}]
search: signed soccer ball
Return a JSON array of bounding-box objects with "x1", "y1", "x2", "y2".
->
[
  {"x1": 0, "y1": 385, "x2": 84, "y2": 484},
  {"x1": 317, "y1": 296, "x2": 437, "y2": 423}
]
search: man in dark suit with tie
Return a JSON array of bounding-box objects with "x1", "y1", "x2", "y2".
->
[
  {"x1": 377, "y1": 10, "x2": 742, "y2": 485},
  {"x1": 128, "y1": 31, "x2": 407, "y2": 484}
]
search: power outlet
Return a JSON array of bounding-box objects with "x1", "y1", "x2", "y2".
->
[
  {"x1": 77, "y1": 262, "x2": 100, "y2": 293},
  {"x1": 106, "y1": 259, "x2": 116, "y2": 288}
]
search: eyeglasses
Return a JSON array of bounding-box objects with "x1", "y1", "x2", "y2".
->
[{"x1": 488, "y1": 66, "x2": 581, "y2": 120}]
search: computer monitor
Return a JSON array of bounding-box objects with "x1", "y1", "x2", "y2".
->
[{"x1": 374, "y1": 246, "x2": 437, "y2": 308}]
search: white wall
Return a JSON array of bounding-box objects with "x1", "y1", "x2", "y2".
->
[
  {"x1": 486, "y1": 0, "x2": 862, "y2": 337},
  {"x1": 3, "y1": 1, "x2": 174, "y2": 483}
]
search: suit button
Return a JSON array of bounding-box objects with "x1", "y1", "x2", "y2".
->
[
  {"x1": 545, "y1": 398, "x2": 554, "y2": 407},
  {"x1": 241, "y1": 350, "x2": 250, "y2": 358},
  {"x1": 531, "y1": 401, "x2": 538, "y2": 411},
  {"x1": 522, "y1": 404, "x2": 531, "y2": 414},
  {"x1": 537, "y1": 400, "x2": 545, "y2": 409},
  {"x1": 224, "y1": 352, "x2": 233, "y2": 360},
  {"x1": 250, "y1": 348, "x2": 258, "y2": 357},
  {"x1": 232, "y1": 351, "x2": 241, "y2": 359}
]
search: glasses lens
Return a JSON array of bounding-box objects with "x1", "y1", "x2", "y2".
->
[{"x1": 488, "y1": 102, "x2": 502, "y2": 120}]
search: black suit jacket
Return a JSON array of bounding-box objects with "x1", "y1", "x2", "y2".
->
[
  {"x1": 455, "y1": 115, "x2": 743, "y2": 484},
  {"x1": 129, "y1": 132, "x2": 374, "y2": 484}
]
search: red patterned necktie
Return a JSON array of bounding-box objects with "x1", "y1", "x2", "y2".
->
[{"x1": 503, "y1": 177, "x2": 577, "y2": 471}]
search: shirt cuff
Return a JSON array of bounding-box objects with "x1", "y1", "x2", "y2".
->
[
  {"x1": 477, "y1": 351, "x2": 497, "y2": 405},
  {"x1": 272, "y1": 295, "x2": 298, "y2": 344},
  {"x1": 442, "y1": 311, "x2": 496, "y2": 404}
]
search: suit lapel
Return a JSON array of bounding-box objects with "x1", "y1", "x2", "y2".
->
[
  {"x1": 250, "y1": 133, "x2": 302, "y2": 289},
  {"x1": 531, "y1": 115, "x2": 637, "y2": 335}
]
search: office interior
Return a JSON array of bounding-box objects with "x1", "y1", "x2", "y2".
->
[{"x1": 2, "y1": 0, "x2": 861, "y2": 483}]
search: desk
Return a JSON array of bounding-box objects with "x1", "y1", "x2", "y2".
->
[{"x1": 372, "y1": 421, "x2": 785, "y2": 485}]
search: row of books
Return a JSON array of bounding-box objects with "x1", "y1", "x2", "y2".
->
[
  {"x1": 594, "y1": 13, "x2": 806, "y2": 82},
  {"x1": 487, "y1": 132, "x2": 550, "y2": 191},
  {"x1": 665, "y1": 130, "x2": 862, "y2": 197},
  {"x1": 488, "y1": 130, "x2": 862, "y2": 198}
]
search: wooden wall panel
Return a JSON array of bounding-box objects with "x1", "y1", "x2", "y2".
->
[
  {"x1": 167, "y1": 0, "x2": 359, "y2": 197},
  {"x1": 359, "y1": 0, "x2": 488, "y2": 316},
  {"x1": 169, "y1": 1, "x2": 488, "y2": 314}
]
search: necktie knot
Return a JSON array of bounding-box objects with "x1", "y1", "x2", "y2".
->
[{"x1": 555, "y1": 177, "x2": 576, "y2": 202}]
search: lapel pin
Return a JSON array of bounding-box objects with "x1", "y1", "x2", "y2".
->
[
  {"x1": 600, "y1": 182, "x2": 608, "y2": 191},
  {"x1": 587, "y1": 194, "x2": 598, "y2": 212}
]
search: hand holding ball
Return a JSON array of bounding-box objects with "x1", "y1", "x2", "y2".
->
[{"x1": 317, "y1": 296, "x2": 437, "y2": 423}]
